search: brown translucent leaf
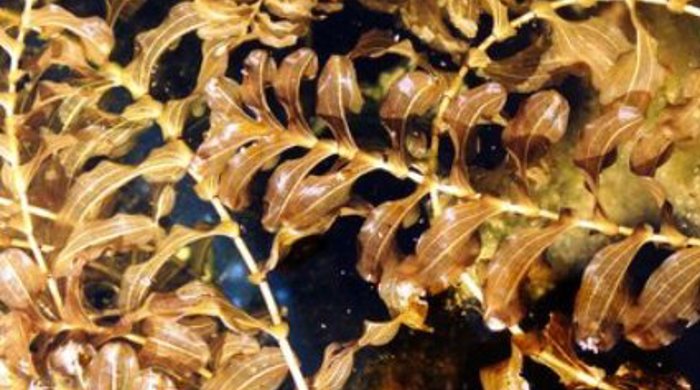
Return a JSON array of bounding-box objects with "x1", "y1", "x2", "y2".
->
[
  {"x1": 0, "y1": 248, "x2": 46, "y2": 310},
  {"x1": 213, "y1": 332, "x2": 261, "y2": 368},
  {"x1": 484, "y1": 216, "x2": 574, "y2": 330},
  {"x1": 202, "y1": 347, "x2": 288, "y2": 390},
  {"x1": 502, "y1": 90, "x2": 570, "y2": 179},
  {"x1": 316, "y1": 55, "x2": 363, "y2": 153},
  {"x1": 127, "y1": 281, "x2": 265, "y2": 332},
  {"x1": 239, "y1": 50, "x2": 281, "y2": 130},
  {"x1": 219, "y1": 135, "x2": 299, "y2": 210},
  {"x1": 272, "y1": 48, "x2": 318, "y2": 136},
  {"x1": 600, "y1": 13, "x2": 667, "y2": 109},
  {"x1": 125, "y1": 2, "x2": 207, "y2": 95},
  {"x1": 179, "y1": 315, "x2": 220, "y2": 340},
  {"x1": 574, "y1": 105, "x2": 644, "y2": 184},
  {"x1": 358, "y1": 187, "x2": 428, "y2": 283},
  {"x1": 60, "y1": 141, "x2": 192, "y2": 224},
  {"x1": 58, "y1": 119, "x2": 151, "y2": 177},
  {"x1": 574, "y1": 227, "x2": 652, "y2": 353},
  {"x1": 624, "y1": 247, "x2": 700, "y2": 349},
  {"x1": 348, "y1": 29, "x2": 419, "y2": 63},
  {"x1": 481, "y1": 38, "x2": 558, "y2": 93},
  {"x1": 443, "y1": 83, "x2": 507, "y2": 189},
  {"x1": 191, "y1": 121, "x2": 270, "y2": 188},
  {"x1": 629, "y1": 124, "x2": 675, "y2": 176},
  {"x1": 53, "y1": 214, "x2": 160, "y2": 277},
  {"x1": 479, "y1": 346, "x2": 527, "y2": 390},
  {"x1": 87, "y1": 342, "x2": 139, "y2": 390},
  {"x1": 399, "y1": 197, "x2": 503, "y2": 294},
  {"x1": 357, "y1": 317, "x2": 402, "y2": 347},
  {"x1": 0, "y1": 312, "x2": 37, "y2": 378},
  {"x1": 281, "y1": 157, "x2": 376, "y2": 231},
  {"x1": 140, "y1": 317, "x2": 211, "y2": 375},
  {"x1": 119, "y1": 223, "x2": 238, "y2": 311},
  {"x1": 399, "y1": 0, "x2": 467, "y2": 53},
  {"x1": 535, "y1": 8, "x2": 633, "y2": 90},
  {"x1": 312, "y1": 343, "x2": 356, "y2": 390},
  {"x1": 106, "y1": 0, "x2": 147, "y2": 26},
  {"x1": 380, "y1": 71, "x2": 445, "y2": 161},
  {"x1": 262, "y1": 146, "x2": 337, "y2": 231},
  {"x1": 133, "y1": 368, "x2": 177, "y2": 390},
  {"x1": 193, "y1": 0, "x2": 257, "y2": 40},
  {"x1": 33, "y1": 4, "x2": 114, "y2": 65}
]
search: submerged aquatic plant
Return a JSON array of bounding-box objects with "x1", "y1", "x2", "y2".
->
[{"x1": 1, "y1": 0, "x2": 700, "y2": 388}]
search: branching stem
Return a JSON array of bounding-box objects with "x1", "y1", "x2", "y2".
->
[{"x1": 2, "y1": 0, "x2": 64, "y2": 317}]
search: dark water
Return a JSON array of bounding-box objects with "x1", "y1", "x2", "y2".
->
[{"x1": 52, "y1": 0, "x2": 700, "y2": 388}]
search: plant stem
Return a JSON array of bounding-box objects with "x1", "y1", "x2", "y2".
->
[
  {"x1": 2, "y1": 0, "x2": 64, "y2": 317},
  {"x1": 201, "y1": 195, "x2": 308, "y2": 390}
]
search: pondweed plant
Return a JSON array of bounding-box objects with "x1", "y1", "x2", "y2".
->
[{"x1": 2, "y1": 0, "x2": 700, "y2": 388}]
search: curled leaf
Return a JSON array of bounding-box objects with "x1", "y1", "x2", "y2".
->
[
  {"x1": 357, "y1": 186, "x2": 429, "y2": 282},
  {"x1": 140, "y1": 317, "x2": 211, "y2": 375},
  {"x1": 272, "y1": 48, "x2": 318, "y2": 136},
  {"x1": 125, "y1": 2, "x2": 207, "y2": 95},
  {"x1": 33, "y1": 4, "x2": 114, "y2": 65},
  {"x1": 600, "y1": 12, "x2": 667, "y2": 109},
  {"x1": 443, "y1": 83, "x2": 507, "y2": 189},
  {"x1": 398, "y1": 196, "x2": 503, "y2": 293},
  {"x1": 316, "y1": 55, "x2": 363, "y2": 153},
  {"x1": 574, "y1": 105, "x2": 644, "y2": 185},
  {"x1": 625, "y1": 247, "x2": 700, "y2": 349},
  {"x1": 281, "y1": 157, "x2": 376, "y2": 231},
  {"x1": 535, "y1": 8, "x2": 633, "y2": 90},
  {"x1": 87, "y1": 342, "x2": 139, "y2": 390},
  {"x1": 574, "y1": 227, "x2": 652, "y2": 353},
  {"x1": 502, "y1": 90, "x2": 570, "y2": 179},
  {"x1": 127, "y1": 281, "x2": 265, "y2": 332},
  {"x1": 60, "y1": 142, "x2": 192, "y2": 224},
  {"x1": 484, "y1": 216, "x2": 574, "y2": 330},
  {"x1": 0, "y1": 248, "x2": 46, "y2": 310},
  {"x1": 380, "y1": 72, "x2": 445, "y2": 161},
  {"x1": 262, "y1": 145, "x2": 337, "y2": 231},
  {"x1": 218, "y1": 135, "x2": 299, "y2": 210},
  {"x1": 119, "y1": 223, "x2": 238, "y2": 311},
  {"x1": 53, "y1": 214, "x2": 160, "y2": 277},
  {"x1": 312, "y1": 343, "x2": 356, "y2": 390},
  {"x1": 629, "y1": 125, "x2": 675, "y2": 177}
]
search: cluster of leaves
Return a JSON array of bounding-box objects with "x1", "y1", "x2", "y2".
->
[{"x1": 2, "y1": 0, "x2": 700, "y2": 388}]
